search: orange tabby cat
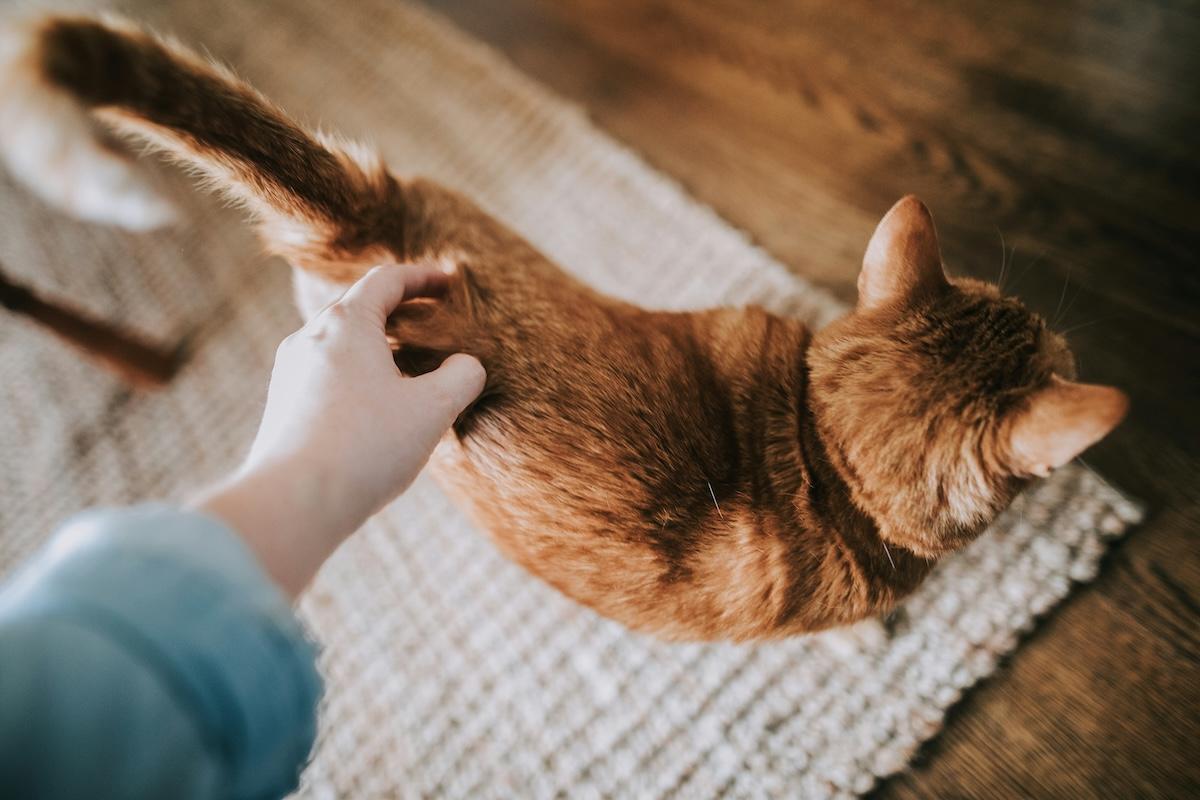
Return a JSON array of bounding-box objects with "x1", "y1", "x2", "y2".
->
[{"x1": 0, "y1": 16, "x2": 1127, "y2": 641}]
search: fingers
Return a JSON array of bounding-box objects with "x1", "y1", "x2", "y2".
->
[
  {"x1": 414, "y1": 353, "x2": 487, "y2": 426},
  {"x1": 337, "y1": 263, "x2": 450, "y2": 325}
]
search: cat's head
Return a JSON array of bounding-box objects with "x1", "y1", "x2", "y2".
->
[{"x1": 808, "y1": 196, "x2": 1127, "y2": 558}]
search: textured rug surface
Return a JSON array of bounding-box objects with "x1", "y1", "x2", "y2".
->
[{"x1": 0, "y1": 0, "x2": 1143, "y2": 797}]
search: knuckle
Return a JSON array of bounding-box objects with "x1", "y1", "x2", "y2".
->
[
  {"x1": 323, "y1": 302, "x2": 351, "y2": 322},
  {"x1": 310, "y1": 303, "x2": 359, "y2": 338},
  {"x1": 308, "y1": 321, "x2": 335, "y2": 342}
]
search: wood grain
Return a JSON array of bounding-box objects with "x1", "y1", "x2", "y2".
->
[{"x1": 421, "y1": 1, "x2": 1200, "y2": 796}]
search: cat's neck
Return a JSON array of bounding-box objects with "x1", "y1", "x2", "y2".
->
[
  {"x1": 795, "y1": 384, "x2": 934, "y2": 608},
  {"x1": 711, "y1": 308, "x2": 934, "y2": 626}
]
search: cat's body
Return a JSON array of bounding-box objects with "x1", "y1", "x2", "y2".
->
[
  {"x1": 0, "y1": 16, "x2": 1127, "y2": 640},
  {"x1": 320, "y1": 181, "x2": 930, "y2": 641}
]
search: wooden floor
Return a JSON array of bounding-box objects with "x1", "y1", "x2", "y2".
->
[{"x1": 424, "y1": 1, "x2": 1199, "y2": 796}]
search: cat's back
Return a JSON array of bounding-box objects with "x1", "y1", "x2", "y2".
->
[{"x1": 431, "y1": 303, "x2": 823, "y2": 639}]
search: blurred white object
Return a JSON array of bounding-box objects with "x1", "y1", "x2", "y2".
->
[{"x1": 0, "y1": 18, "x2": 177, "y2": 231}]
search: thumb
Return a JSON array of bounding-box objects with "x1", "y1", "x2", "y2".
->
[
  {"x1": 414, "y1": 353, "x2": 487, "y2": 427},
  {"x1": 383, "y1": 354, "x2": 486, "y2": 495}
]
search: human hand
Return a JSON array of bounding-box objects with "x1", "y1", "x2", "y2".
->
[
  {"x1": 195, "y1": 264, "x2": 485, "y2": 597},
  {"x1": 248, "y1": 263, "x2": 484, "y2": 515}
]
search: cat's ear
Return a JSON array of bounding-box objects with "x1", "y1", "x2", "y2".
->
[
  {"x1": 1007, "y1": 376, "x2": 1129, "y2": 477},
  {"x1": 858, "y1": 195, "x2": 949, "y2": 311}
]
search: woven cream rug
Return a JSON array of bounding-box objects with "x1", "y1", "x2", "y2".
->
[{"x1": 0, "y1": 0, "x2": 1142, "y2": 797}]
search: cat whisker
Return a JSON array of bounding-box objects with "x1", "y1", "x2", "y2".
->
[
  {"x1": 881, "y1": 541, "x2": 896, "y2": 571},
  {"x1": 1058, "y1": 315, "x2": 1119, "y2": 337},
  {"x1": 1052, "y1": 264, "x2": 1072, "y2": 324},
  {"x1": 995, "y1": 227, "x2": 1009, "y2": 289},
  {"x1": 1053, "y1": 288, "x2": 1081, "y2": 330},
  {"x1": 706, "y1": 480, "x2": 724, "y2": 519}
]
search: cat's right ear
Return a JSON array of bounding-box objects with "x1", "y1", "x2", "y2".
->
[
  {"x1": 858, "y1": 195, "x2": 949, "y2": 312},
  {"x1": 1006, "y1": 376, "x2": 1129, "y2": 477}
]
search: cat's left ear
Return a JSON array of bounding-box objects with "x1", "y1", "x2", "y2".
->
[
  {"x1": 858, "y1": 195, "x2": 949, "y2": 311},
  {"x1": 1006, "y1": 376, "x2": 1129, "y2": 477}
]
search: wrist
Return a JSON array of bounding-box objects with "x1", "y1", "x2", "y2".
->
[{"x1": 191, "y1": 453, "x2": 358, "y2": 598}]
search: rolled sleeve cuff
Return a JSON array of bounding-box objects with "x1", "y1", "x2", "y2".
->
[{"x1": 0, "y1": 504, "x2": 322, "y2": 799}]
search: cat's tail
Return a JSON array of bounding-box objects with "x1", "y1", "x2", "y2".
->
[{"x1": 0, "y1": 14, "x2": 399, "y2": 279}]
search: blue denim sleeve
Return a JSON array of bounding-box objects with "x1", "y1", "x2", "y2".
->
[{"x1": 0, "y1": 505, "x2": 322, "y2": 800}]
